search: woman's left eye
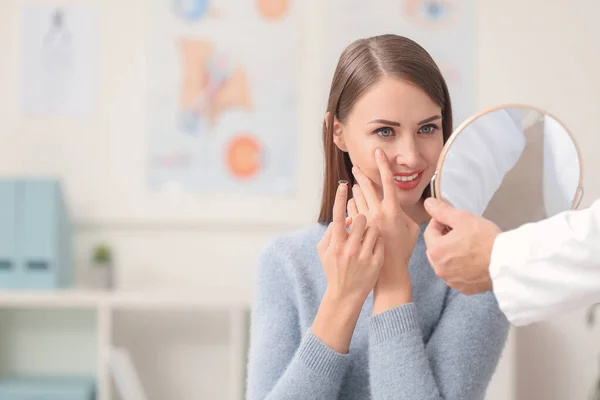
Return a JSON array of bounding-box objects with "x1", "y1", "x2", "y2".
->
[
  {"x1": 419, "y1": 124, "x2": 439, "y2": 134},
  {"x1": 375, "y1": 127, "x2": 394, "y2": 137}
]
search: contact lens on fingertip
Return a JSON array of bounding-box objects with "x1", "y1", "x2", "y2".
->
[{"x1": 338, "y1": 180, "x2": 348, "y2": 185}]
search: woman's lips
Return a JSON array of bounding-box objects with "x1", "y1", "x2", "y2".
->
[{"x1": 393, "y1": 170, "x2": 424, "y2": 190}]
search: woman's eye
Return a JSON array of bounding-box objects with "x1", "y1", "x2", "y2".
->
[
  {"x1": 375, "y1": 127, "x2": 394, "y2": 137},
  {"x1": 419, "y1": 124, "x2": 438, "y2": 134}
]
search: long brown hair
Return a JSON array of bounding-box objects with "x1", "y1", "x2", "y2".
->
[{"x1": 318, "y1": 34, "x2": 453, "y2": 224}]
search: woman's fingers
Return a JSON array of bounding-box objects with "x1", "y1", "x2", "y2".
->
[
  {"x1": 347, "y1": 198, "x2": 359, "y2": 218},
  {"x1": 360, "y1": 224, "x2": 380, "y2": 256},
  {"x1": 319, "y1": 216, "x2": 353, "y2": 255},
  {"x1": 375, "y1": 148, "x2": 398, "y2": 203},
  {"x1": 347, "y1": 213, "x2": 368, "y2": 249},
  {"x1": 352, "y1": 184, "x2": 369, "y2": 214},
  {"x1": 352, "y1": 166, "x2": 379, "y2": 208},
  {"x1": 331, "y1": 181, "x2": 349, "y2": 243}
]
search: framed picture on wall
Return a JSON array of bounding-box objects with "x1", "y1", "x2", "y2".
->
[{"x1": 70, "y1": 0, "x2": 318, "y2": 228}]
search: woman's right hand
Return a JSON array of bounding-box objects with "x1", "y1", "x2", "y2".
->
[
  {"x1": 311, "y1": 182, "x2": 384, "y2": 353},
  {"x1": 318, "y1": 182, "x2": 385, "y2": 303}
]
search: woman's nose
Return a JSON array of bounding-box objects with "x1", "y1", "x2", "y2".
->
[{"x1": 393, "y1": 137, "x2": 420, "y2": 168}]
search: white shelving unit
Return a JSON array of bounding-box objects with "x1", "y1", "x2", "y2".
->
[{"x1": 0, "y1": 289, "x2": 252, "y2": 400}]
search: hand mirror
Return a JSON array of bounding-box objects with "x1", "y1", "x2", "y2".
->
[{"x1": 430, "y1": 104, "x2": 584, "y2": 232}]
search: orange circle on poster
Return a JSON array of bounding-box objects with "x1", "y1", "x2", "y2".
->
[
  {"x1": 226, "y1": 135, "x2": 262, "y2": 179},
  {"x1": 257, "y1": 0, "x2": 289, "y2": 20}
]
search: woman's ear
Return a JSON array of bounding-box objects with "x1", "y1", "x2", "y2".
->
[{"x1": 325, "y1": 112, "x2": 348, "y2": 152}]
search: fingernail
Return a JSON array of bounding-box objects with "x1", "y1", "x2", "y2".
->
[{"x1": 376, "y1": 148, "x2": 384, "y2": 158}]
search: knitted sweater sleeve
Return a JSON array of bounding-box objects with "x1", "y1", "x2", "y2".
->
[
  {"x1": 368, "y1": 290, "x2": 509, "y2": 399},
  {"x1": 245, "y1": 238, "x2": 351, "y2": 399}
]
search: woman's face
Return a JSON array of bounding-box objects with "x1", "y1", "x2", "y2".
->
[{"x1": 333, "y1": 77, "x2": 444, "y2": 208}]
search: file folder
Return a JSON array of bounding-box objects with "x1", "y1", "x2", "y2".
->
[
  {"x1": 0, "y1": 180, "x2": 18, "y2": 288},
  {"x1": 0, "y1": 178, "x2": 73, "y2": 289},
  {"x1": 16, "y1": 179, "x2": 73, "y2": 289}
]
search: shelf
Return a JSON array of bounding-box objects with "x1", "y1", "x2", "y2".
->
[
  {"x1": 0, "y1": 290, "x2": 104, "y2": 308},
  {"x1": 0, "y1": 288, "x2": 252, "y2": 400},
  {"x1": 111, "y1": 309, "x2": 233, "y2": 399},
  {"x1": 110, "y1": 290, "x2": 252, "y2": 311},
  {"x1": 0, "y1": 289, "x2": 253, "y2": 310},
  {"x1": 0, "y1": 308, "x2": 98, "y2": 378}
]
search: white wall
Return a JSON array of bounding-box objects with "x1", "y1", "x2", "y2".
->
[
  {"x1": 0, "y1": 0, "x2": 599, "y2": 399},
  {"x1": 477, "y1": 1, "x2": 600, "y2": 399}
]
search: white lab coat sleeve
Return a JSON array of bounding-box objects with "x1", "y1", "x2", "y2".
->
[{"x1": 489, "y1": 199, "x2": 600, "y2": 326}]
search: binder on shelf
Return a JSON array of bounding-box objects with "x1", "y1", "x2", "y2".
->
[
  {"x1": 0, "y1": 180, "x2": 18, "y2": 287},
  {"x1": 0, "y1": 178, "x2": 73, "y2": 290},
  {"x1": 17, "y1": 179, "x2": 73, "y2": 289}
]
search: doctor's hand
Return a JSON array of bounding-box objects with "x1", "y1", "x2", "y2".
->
[
  {"x1": 423, "y1": 197, "x2": 501, "y2": 295},
  {"x1": 348, "y1": 149, "x2": 420, "y2": 314}
]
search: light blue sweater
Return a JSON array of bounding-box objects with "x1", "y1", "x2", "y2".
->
[{"x1": 246, "y1": 222, "x2": 509, "y2": 399}]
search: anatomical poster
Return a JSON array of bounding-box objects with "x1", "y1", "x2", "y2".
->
[
  {"x1": 147, "y1": 0, "x2": 299, "y2": 194},
  {"x1": 20, "y1": 3, "x2": 96, "y2": 116}
]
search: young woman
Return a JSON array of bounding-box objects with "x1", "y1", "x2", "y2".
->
[{"x1": 246, "y1": 34, "x2": 509, "y2": 399}]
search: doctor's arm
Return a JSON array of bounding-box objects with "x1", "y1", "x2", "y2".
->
[{"x1": 424, "y1": 197, "x2": 600, "y2": 326}]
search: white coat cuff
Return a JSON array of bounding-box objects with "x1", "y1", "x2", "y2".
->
[{"x1": 489, "y1": 229, "x2": 533, "y2": 325}]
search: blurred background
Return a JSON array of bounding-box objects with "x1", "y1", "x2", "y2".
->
[{"x1": 0, "y1": 0, "x2": 599, "y2": 399}]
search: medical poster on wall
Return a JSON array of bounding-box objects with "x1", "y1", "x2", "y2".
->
[
  {"x1": 20, "y1": 3, "x2": 96, "y2": 117},
  {"x1": 146, "y1": 0, "x2": 299, "y2": 195},
  {"x1": 322, "y1": 0, "x2": 475, "y2": 127}
]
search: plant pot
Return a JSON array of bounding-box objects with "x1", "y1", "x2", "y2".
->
[{"x1": 86, "y1": 261, "x2": 113, "y2": 290}]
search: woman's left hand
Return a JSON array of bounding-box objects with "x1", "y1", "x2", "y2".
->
[{"x1": 348, "y1": 149, "x2": 420, "y2": 311}]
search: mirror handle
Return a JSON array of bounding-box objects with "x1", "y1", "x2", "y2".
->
[
  {"x1": 574, "y1": 186, "x2": 585, "y2": 209},
  {"x1": 428, "y1": 171, "x2": 452, "y2": 234},
  {"x1": 429, "y1": 171, "x2": 438, "y2": 199}
]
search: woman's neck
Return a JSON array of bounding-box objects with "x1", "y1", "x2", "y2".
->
[{"x1": 402, "y1": 199, "x2": 431, "y2": 225}]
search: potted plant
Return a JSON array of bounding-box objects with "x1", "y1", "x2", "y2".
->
[
  {"x1": 87, "y1": 242, "x2": 114, "y2": 290},
  {"x1": 588, "y1": 303, "x2": 600, "y2": 400}
]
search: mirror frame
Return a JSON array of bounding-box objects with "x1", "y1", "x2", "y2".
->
[{"x1": 430, "y1": 103, "x2": 585, "y2": 212}]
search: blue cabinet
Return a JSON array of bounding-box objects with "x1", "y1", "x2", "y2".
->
[
  {"x1": 0, "y1": 180, "x2": 18, "y2": 287},
  {"x1": 0, "y1": 178, "x2": 73, "y2": 289},
  {"x1": 0, "y1": 376, "x2": 96, "y2": 399}
]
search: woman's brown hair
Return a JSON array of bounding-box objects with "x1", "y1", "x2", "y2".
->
[{"x1": 318, "y1": 34, "x2": 453, "y2": 224}]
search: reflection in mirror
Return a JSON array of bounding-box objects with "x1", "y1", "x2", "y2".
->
[{"x1": 432, "y1": 105, "x2": 583, "y2": 232}]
